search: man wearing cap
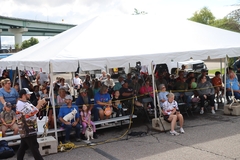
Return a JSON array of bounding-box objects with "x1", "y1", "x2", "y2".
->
[
  {"x1": 76, "y1": 88, "x2": 93, "y2": 110},
  {"x1": 16, "y1": 88, "x2": 46, "y2": 160},
  {"x1": 129, "y1": 76, "x2": 140, "y2": 95},
  {"x1": 197, "y1": 69, "x2": 210, "y2": 83},
  {"x1": 58, "y1": 94, "x2": 81, "y2": 142},
  {"x1": 119, "y1": 80, "x2": 134, "y2": 100},
  {"x1": 0, "y1": 102, "x2": 18, "y2": 137},
  {"x1": 119, "y1": 80, "x2": 135, "y2": 112}
]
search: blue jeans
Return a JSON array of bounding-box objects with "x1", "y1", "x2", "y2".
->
[
  {"x1": 92, "y1": 107, "x2": 100, "y2": 121},
  {"x1": 62, "y1": 123, "x2": 80, "y2": 141},
  {"x1": 227, "y1": 91, "x2": 240, "y2": 99}
]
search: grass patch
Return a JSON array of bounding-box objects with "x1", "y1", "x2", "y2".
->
[{"x1": 208, "y1": 68, "x2": 225, "y2": 75}]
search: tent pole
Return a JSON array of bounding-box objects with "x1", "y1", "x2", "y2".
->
[
  {"x1": 220, "y1": 58, "x2": 223, "y2": 79},
  {"x1": 12, "y1": 67, "x2": 17, "y2": 87},
  {"x1": 72, "y1": 72, "x2": 75, "y2": 98},
  {"x1": 224, "y1": 56, "x2": 227, "y2": 104},
  {"x1": 49, "y1": 63, "x2": 58, "y2": 142},
  {"x1": 18, "y1": 68, "x2": 22, "y2": 89},
  {"x1": 151, "y1": 61, "x2": 157, "y2": 118}
]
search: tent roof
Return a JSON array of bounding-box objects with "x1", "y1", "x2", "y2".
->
[{"x1": 1, "y1": 15, "x2": 240, "y2": 72}]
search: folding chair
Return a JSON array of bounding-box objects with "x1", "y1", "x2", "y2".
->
[{"x1": 173, "y1": 92, "x2": 189, "y2": 117}]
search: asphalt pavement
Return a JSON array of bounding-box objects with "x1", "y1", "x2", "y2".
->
[{"x1": 7, "y1": 104, "x2": 240, "y2": 160}]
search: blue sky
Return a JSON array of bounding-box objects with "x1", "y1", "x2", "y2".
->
[{"x1": 0, "y1": 0, "x2": 239, "y2": 46}]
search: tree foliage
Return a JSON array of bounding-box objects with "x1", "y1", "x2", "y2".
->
[
  {"x1": 211, "y1": 17, "x2": 240, "y2": 32},
  {"x1": 21, "y1": 37, "x2": 39, "y2": 49},
  {"x1": 188, "y1": 7, "x2": 215, "y2": 25},
  {"x1": 189, "y1": 7, "x2": 240, "y2": 33},
  {"x1": 189, "y1": 7, "x2": 240, "y2": 67}
]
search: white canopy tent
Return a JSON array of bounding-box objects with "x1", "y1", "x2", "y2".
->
[
  {"x1": 1, "y1": 15, "x2": 240, "y2": 72},
  {"x1": 1, "y1": 15, "x2": 240, "y2": 140}
]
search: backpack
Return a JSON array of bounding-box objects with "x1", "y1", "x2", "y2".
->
[{"x1": 0, "y1": 140, "x2": 15, "y2": 159}]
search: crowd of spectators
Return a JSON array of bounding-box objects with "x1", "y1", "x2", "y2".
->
[{"x1": 1, "y1": 64, "x2": 240, "y2": 139}]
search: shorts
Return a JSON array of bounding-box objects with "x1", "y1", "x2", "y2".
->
[
  {"x1": 163, "y1": 114, "x2": 179, "y2": 123},
  {"x1": 1, "y1": 123, "x2": 18, "y2": 132},
  {"x1": 163, "y1": 115, "x2": 171, "y2": 123}
]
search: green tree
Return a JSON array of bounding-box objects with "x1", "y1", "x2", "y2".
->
[
  {"x1": 189, "y1": 7, "x2": 240, "y2": 67},
  {"x1": 211, "y1": 17, "x2": 240, "y2": 33},
  {"x1": 14, "y1": 43, "x2": 21, "y2": 52},
  {"x1": 21, "y1": 37, "x2": 39, "y2": 49},
  {"x1": 188, "y1": 7, "x2": 215, "y2": 25}
]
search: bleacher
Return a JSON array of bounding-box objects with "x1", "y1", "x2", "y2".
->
[{"x1": 2, "y1": 114, "x2": 137, "y2": 146}]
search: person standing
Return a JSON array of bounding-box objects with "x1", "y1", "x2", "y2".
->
[
  {"x1": 73, "y1": 73, "x2": 83, "y2": 90},
  {"x1": 36, "y1": 72, "x2": 50, "y2": 86},
  {"x1": 16, "y1": 88, "x2": 46, "y2": 160}
]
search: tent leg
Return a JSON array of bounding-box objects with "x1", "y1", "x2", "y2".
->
[
  {"x1": 224, "y1": 56, "x2": 227, "y2": 105},
  {"x1": 151, "y1": 61, "x2": 157, "y2": 119},
  {"x1": 18, "y1": 68, "x2": 22, "y2": 89},
  {"x1": 49, "y1": 63, "x2": 58, "y2": 142}
]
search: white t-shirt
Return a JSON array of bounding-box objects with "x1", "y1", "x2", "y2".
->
[
  {"x1": 16, "y1": 100, "x2": 38, "y2": 121},
  {"x1": 59, "y1": 83, "x2": 70, "y2": 91},
  {"x1": 162, "y1": 100, "x2": 178, "y2": 115},
  {"x1": 16, "y1": 100, "x2": 39, "y2": 137},
  {"x1": 73, "y1": 77, "x2": 82, "y2": 86}
]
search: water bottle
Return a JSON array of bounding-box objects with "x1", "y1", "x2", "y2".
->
[
  {"x1": 214, "y1": 102, "x2": 218, "y2": 110},
  {"x1": 118, "y1": 104, "x2": 122, "y2": 109}
]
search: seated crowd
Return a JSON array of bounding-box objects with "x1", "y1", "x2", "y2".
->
[{"x1": 0, "y1": 66, "x2": 237, "y2": 140}]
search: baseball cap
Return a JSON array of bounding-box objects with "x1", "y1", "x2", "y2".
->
[
  {"x1": 20, "y1": 71, "x2": 26, "y2": 76},
  {"x1": 201, "y1": 69, "x2": 207, "y2": 72},
  {"x1": 122, "y1": 80, "x2": 128, "y2": 85},
  {"x1": 19, "y1": 88, "x2": 33, "y2": 96},
  {"x1": 159, "y1": 84, "x2": 165, "y2": 90},
  {"x1": 79, "y1": 88, "x2": 86, "y2": 93},
  {"x1": 6, "y1": 102, "x2": 12, "y2": 108},
  {"x1": 65, "y1": 95, "x2": 73, "y2": 100}
]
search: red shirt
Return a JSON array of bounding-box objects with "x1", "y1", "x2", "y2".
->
[
  {"x1": 212, "y1": 77, "x2": 222, "y2": 87},
  {"x1": 139, "y1": 85, "x2": 153, "y2": 97}
]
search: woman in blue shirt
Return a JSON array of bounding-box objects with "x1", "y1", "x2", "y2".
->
[{"x1": 0, "y1": 79, "x2": 19, "y2": 112}]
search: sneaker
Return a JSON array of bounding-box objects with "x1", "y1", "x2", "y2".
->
[
  {"x1": 180, "y1": 128, "x2": 185, "y2": 134},
  {"x1": 200, "y1": 110, "x2": 204, "y2": 114},
  {"x1": 211, "y1": 110, "x2": 216, "y2": 114},
  {"x1": 170, "y1": 130, "x2": 180, "y2": 136}
]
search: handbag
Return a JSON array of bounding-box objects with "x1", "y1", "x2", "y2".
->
[
  {"x1": 104, "y1": 106, "x2": 112, "y2": 116},
  {"x1": 0, "y1": 140, "x2": 15, "y2": 159}
]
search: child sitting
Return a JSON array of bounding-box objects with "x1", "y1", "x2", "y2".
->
[
  {"x1": 0, "y1": 102, "x2": 19, "y2": 137},
  {"x1": 81, "y1": 104, "x2": 97, "y2": 140},
  {"x1": 112, "y1": 90, "x2": 125, "y2": 117}
]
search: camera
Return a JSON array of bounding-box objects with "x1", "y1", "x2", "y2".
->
[{"x1": 45, "y1": 98, "x2": 50, "y2": 102}]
